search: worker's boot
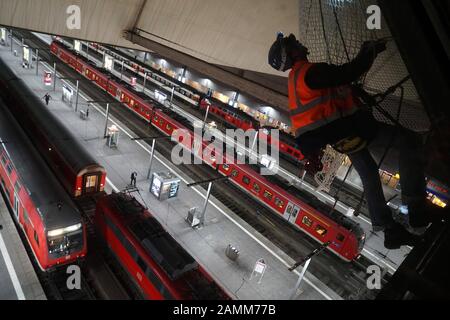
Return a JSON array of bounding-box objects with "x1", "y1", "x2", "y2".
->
[{"x1": 384, "y1": 222, "x2": 423, "y2": 250}]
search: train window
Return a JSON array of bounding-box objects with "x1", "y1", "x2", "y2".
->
[
  {"x1": 1, "y1": 154, "x2": 6, "y2": 165},
  {"x1": 145, "y1": 266, "x2": 163, "y2": 291},
  {"x1": 315, "y1": 225, "x2": 328, "y2": 237},
  {"x1": 136, "y1": 256, "x2": 148, "y2": 274},
  {"x1": 166, "y1": 124, "x2": 172, "y2": 131},
  {"x1": 275, "y1": 198, "x2": 284, "y2": 209},
  {"x1": 336, "y1": 233, "x2": 345, "y2": 242},
  {"x1": 302, "y1": 216, "x2": 313, "y2": 227},
  {"x1": 263, "y1": 190, "x2": 273, "y2": 201},
  {"x1": 231, "y1": 169, "x2": 239, "y2": 178},
  {"x1": 242, "y1": 176, "x2": 251, "y2": 185},
  {"x1": 253, "y1": 183, "x2": 261, "y2": 193},
  {"x1": 6, "y1": 163, "x2": 13, "y2": 175},
  {"x1": 154, "y1": 115, "x2": 159, "y2": 121},
  {"x1": 222, "y1": 164, "x2": 230, "y2": 171},
  {"x1": 130, "y1": 99, "x2": 134, "y2": 107},
  {"x1": 24, "y1": 209, "x2": 30, "y2": 224},
  {"x1": 14, "y1": 181, "x2": 21, "y2": 194},
  {"x1": 122, "y1": 235, "x2": 135, "y2": 256},
  {"x1": 34, "y1": 230, "x2": 39, "y2": 247}
]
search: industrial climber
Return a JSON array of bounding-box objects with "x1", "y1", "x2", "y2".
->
[{"x1": 268, "y1": 32, "x2": 442, "y2": 249}]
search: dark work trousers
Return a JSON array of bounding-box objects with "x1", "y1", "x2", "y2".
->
[{"x1": 348, "y1": 122, "x2": 427, "y2": 229}]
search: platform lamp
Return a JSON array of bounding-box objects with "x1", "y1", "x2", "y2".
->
[
  {"x1": 86, "y1": 100, "x2": 122, "y2": 137},
  {"x1": 289, "y1": 241, "x2": 331, "y2": 299},
  {"x1": 187, "y1": 176, "x2": 230, "y2": 228},
  {"x1": 131, "y1": 135, "x2": 173, "y2": 179}
]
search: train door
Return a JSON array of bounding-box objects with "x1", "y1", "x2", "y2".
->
[
  {"x1": 84, "y1": 174, "x2": 99, "y2": 194},
  {"x1": 283, "y1": 202, "x2": 300, "y2": 224}
]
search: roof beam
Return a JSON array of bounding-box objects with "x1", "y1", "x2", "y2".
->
[{"x1": 123, "y1": 29, "x2": 289, "y2": 112}]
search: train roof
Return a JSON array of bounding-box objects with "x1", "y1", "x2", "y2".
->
[
  {"x1": 0, "y1": 97, "x2": 81, "y2": 231},
  {"x1": 107, "y1": 193, "x2": 198, "y2": 281},
  {"x1": 0, "y1": 58, "x2": 102, "y2": 174}
]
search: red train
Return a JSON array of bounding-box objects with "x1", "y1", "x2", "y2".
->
[
  {"x1": 51, "y1": 40, "x2": 365, "y2": 261},
  {"x1": 0, "y1": 96, "x2": 87, "y2": 271},
  {"x1": 95, "y1": 192, "x2": 230, "y2": 300},
  {"x1": 0, "y1": 59, "x2": 106, "y2": 198},
  {"x1": 199, "y1": 98, "x2": 305, "y2": 163},
  {"x1": 84, "y1": 42, "x2": 306, "y2": 164},
  {"x1": 199, "y1": 98, "x2": 257, "y2": 131}
]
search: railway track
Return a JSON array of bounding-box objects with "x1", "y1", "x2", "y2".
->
[{"x1": 16, "y1": 30, "x2": 389, "y2": 299}]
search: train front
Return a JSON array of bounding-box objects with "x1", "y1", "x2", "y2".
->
[{"x1": 43, "y1": 204, "x2": 87, "y2": 270}]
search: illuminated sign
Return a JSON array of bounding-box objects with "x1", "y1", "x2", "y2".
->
[
  {"x1": 104, "y1": 54, "x2": 114, "y2": 71},
  {"x1": 154, "y1": 90, "x2": 167, "y2": 103},
  {"x1": 44, "y1": 71, "x2": 52, "y2": 86},
  {"x1": 0, "y1": 28, "x2": 6, "y2": 43},
  {"x1": 427, "y1": 179, "x2": 449, "y2": 199},
  {"x1": 150, "y1": 172, "x2": 181, "y2": 200},
  {"x1": 74, "y1": 40, "x2": 81, "y2": 52},
  {"x1": 23, "y1": 46, "x2": 30, "y2": 64}
]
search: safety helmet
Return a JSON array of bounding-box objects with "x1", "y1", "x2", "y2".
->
[
  {"x1": 268, "y1": 32, "x2": 307, "y2": 72},
  {"x1": 268, "y1": 32, "x2": 292, "y2": 72}
]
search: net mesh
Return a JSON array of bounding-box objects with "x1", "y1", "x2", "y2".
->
[
  {"x1": 314, "y1": 145, "x2": 347, "y2": 192},
  {"x1": 298, "y1": 0, "x2": 431, "y2": 132}
]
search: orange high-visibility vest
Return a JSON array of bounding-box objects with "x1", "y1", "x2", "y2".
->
[{"x1": 289, "y1": 61, "x2": 360, "y2": 137}]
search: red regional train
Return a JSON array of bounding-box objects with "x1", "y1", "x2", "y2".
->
[
  {"x1": 0, "y1": 96, "x2": 87, "y2": 271},
  {"x1": 51, "y1": 40, "x2": 365, "y2": 261},
  {"x1": 0, "y1": 58, "x2": 106, "y2": 198},
  {"x1": 83, "y1": 42, "x2": 306, "y2": 164},
  {"x1": 95, "y1": 192, "x2": 230, "y2": 300}
]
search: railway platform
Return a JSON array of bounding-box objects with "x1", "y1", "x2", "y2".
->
[
  {"x1": 0, "y1": 197, "x2": 46, "y2": 300},
  {"x1": 0, "y1": 42, "x2": 340, "y2": 300}
]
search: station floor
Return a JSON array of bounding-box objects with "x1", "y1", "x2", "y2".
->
[
  {"x1": 0, "y1": 43, "x2": 340, "y2": 300},
  {"x1": 74, "y1": 40, "x2": 411, "y2": 274},
  {"x1": 0, "y1": 197, "x2": 46, "y2": 300}
]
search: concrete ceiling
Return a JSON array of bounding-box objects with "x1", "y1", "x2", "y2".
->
[
  {"x1": 0, "y1": 0, "x2": 424, "y2": 118},
  {"x1": 0, "y1": 0, "x2": 298, "y2": 76}
]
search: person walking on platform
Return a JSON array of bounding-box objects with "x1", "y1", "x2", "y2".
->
[
  {"x1": 42, "y1": 93, "x2": 52, "y2": 106},
  {"x1": 268, "y1": 33, "x2": 445, "y2": 250},
  {"x1": 130, "y1": 171, "x2": 138, "y2": 188}
]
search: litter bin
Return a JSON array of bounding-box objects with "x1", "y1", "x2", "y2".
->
[{"x1": 225, "y1": 244, "x2": 240, "y2": 262}]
